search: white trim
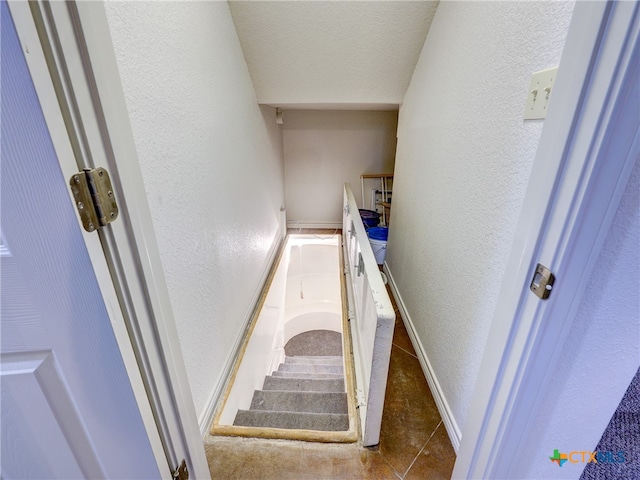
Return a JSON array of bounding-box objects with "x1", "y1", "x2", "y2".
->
[
  {"x1": 11, "y1": 1, "x2": 211, "y2": 477},
  {"x1": 198, "y1": 231, "x2": 284, "y2": 436},
  {"x1": 68, "y1": 3, "x2": 211, "y2": 477},
  {"x1": 454, "y1": 2, "x2": 640, "y2": 478},
  {"x1": 6, "y1": 2, "x2": 169, "y2": 476},
  {"x1": 286, "y1": 221, "x2": 343, "y2": 230},
  {"x1": 383, "y1": 263, "x2": 462, "y2": 452},
  {"x1": 0, "y1": 234, "x2": 11, "y2": 257}
]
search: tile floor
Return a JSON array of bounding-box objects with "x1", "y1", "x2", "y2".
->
[{"x1": 205, "y1": 229, "x2": 456, "y2": 479}]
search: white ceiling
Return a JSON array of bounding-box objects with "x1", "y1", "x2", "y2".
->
[{"x1": 228, "y1": 1, "x2": 439, "y2": 110}]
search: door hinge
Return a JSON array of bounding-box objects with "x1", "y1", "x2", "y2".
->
[
  {"x1": 172, "y1": 459, "x2": 188, "y2": 480},
  {"x1": 530, "y1": 263, "x2": 555, "y2": 300},
  {"x1": 69, "y1": 168, "x2": 118, "y2": 232},
  {"x1": 357, "y1": 252, "x2": 365, "y2": 277}
]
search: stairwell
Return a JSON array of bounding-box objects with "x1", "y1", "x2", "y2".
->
[{"x1": 233, "y1": 355, "x2": 349, "y2": 431}]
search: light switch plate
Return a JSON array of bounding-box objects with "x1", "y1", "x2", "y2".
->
[{"x1": 524, "y1": 66, "x2": 558, "y2": 120}]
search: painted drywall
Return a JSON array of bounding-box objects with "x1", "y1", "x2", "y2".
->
[
  {"x1": 229, "y1": 1, "x2": 438, "y2": 107},
  {"x1": 283, "y1": 110, "x2": 397, "y2": 227},
  {"x1": 386, "y1": 0, "x2": 575, "y2": 440},
  {"x1": 104, "y1": 1, "x2": 285, "y2": 421},
  {"x1": 514, "y1": 158, "x2": 639, "y2": 479}
]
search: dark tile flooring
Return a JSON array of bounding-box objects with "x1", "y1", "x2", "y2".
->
[{"x1": 205, "y1": 229, "x2": 456, "y2": 479}]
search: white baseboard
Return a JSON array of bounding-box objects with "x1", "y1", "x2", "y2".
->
[
  {"x1": 286, "y1": 221, "x2": 342, "y2": 230},
  {"x1": 198, "y1": 230, "x2": 285, "y2": 437},
  {"x1": 383, "y1": 262, "x2": 462, "y2": 452}
]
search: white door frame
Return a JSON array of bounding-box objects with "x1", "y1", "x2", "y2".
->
[
  {"x1": 7, "y1": 1, "x2": 210, "y2": 478},
  {"x1": 454, "y1": 1, "x2": 639, "y2": 478}
]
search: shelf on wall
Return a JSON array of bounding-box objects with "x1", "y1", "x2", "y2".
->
[{"x1": 360, "y1": 174, "x2": 393, "y2": 226}]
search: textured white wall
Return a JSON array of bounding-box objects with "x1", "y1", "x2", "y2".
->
[
  {"x1": 386, "y1": 1, "x2": 575, "y2": 435},
  {"x1": 514, "y1": 158, "x2": 639, "y2": 479},
  {"x1": 229, "y1": 1, "x2": 438, "y2": 107},
  {"x1": 104, "y1": 1, "x2": 285, "y2": 419},
  {"x1": 283, "y1": 110, "x2": 397, "y2": 227}
]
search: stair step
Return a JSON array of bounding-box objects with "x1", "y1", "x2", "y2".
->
[
  {"x1": 263, "y1": 375, "x2": 345, "y2": 393},
  {"x1": 277, "y1": 362, "x2": 343, "y2": 375},
  {"x1": 271, "y1": 371, "x2": 344, "y2": 380},
  {"x1": 250, "y1": 390, "x2": 348, "y2": 414},
  {"x1": 233, "y1": 410, "x2": 349, "y2": 431},
  {"x1": 285, "y1": 355, "x2": 343, "y2": 365}
]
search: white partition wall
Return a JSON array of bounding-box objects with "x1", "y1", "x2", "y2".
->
[{"x1": 342, "y1": 184, "x2": 395, "y2": 446}]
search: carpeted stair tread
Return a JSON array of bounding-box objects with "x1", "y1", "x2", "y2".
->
[
  {"x1": 271, "y1": 371, "x2": 344, "y2": 380},
  {"x1": 263, "y1": 375, "x2": 345, "y2": 393},
  {"x1": 277, "y1": 362, "x2": 343, "y2": 375},
  {"x1": 285, "y1": 355, "x2": 343, "y2": 365},
  {"x1": 233, "y1": 334, "x2": 349, "y2": 433},
  {"x1": 249, "y1": 390, "x2": 348, "y2": 414},
  {"x1": 233, "y1": 410, "x2": 349, "y2": 431}
]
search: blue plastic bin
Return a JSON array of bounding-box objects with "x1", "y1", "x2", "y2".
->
[
  {"x1": 359, "y1": 209, "x2": 380, "y2": 228},
  {"x1": 367, "y1": 227, "x2": 388, "y2": 264}
]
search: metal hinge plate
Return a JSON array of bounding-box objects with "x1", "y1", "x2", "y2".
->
[
  {"x1": 357, "y1": 252, "x2": 364, "y2": 276},
  {"x1": 172, "y1": 459, "x2": 188, "y2": 480},
  {"x1": 530, "y1": 263, "x2": 555, "y2": 300},
  {"x1": 70, "y1": 168, "x2": 118, "y2": 232}
]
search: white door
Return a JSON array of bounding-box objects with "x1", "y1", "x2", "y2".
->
[
  {"x1": 454, "y1": 1, "x2": 640, "y2": 478},
  {"x1": 1, "y1": 3, "x2": 161, "y2": 478},
  {"x1": 342, "y1": 184, "x2": 395, "y2": 447}
]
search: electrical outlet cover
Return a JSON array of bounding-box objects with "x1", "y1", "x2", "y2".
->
[{"x1": 524, "y1": 66, "x2": 558, "y2": 120}]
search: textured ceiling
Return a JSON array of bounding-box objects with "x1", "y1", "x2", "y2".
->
[{"x1": 228, "y1": 1, "x2": 439, "y2": 110}]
